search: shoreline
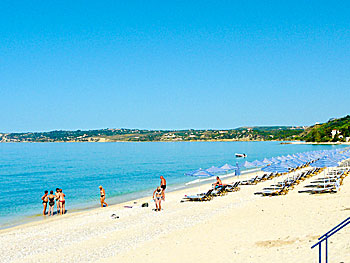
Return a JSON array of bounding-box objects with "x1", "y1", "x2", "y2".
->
[
  {"x1": 0, "y1": 169, "x2": 248, "y2": 231},
  {"x1": 1, "y1": 167, "x2": 349, "y2": 262},
  {"x1": 0, "y1": 170, "x2": 246, "y2": 234}
]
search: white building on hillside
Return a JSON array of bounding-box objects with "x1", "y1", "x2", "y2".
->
[{"x1": 331, "y1": 129, "x2": 340, "y2": 139}]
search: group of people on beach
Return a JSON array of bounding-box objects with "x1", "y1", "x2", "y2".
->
[
  {"x1": 41, "y1": 176, "x2": 167, "y2": 215},
  {"x1": 41, "y1": 188, "x2": 65, "y2": 216},
  {"x1": 152, "y1": 176, "x2": 166, "y2": 211}
]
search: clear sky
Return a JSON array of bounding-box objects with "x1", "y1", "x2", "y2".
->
[{"x1": 1, "y1": 1, "x2": 349, "y2": 132}]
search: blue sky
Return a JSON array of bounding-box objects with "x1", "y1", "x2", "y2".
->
[{"x1": 1, "y1": 1, "x2": 349, "y2": 132}]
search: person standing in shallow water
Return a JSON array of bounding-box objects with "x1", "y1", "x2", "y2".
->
[
  {"x1": 41, "y1": 190, "x2": 48, "y2": 216},
  {"x1": 55, "y1": 188, "x2": 61, "y2": 214},
  {"x1": 59, "y1": 189, "x2": 66, "y2": 215},
  {"x1": 99, "y1": 186, "x2": 108, "y2": 207},
  {"x1": 48, "y1": 190, "x2": 55, "y2": 216}
]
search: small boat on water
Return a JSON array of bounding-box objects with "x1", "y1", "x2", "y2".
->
[{"x1": 235, "y1": 153, "x2": 247, "y2": 158}]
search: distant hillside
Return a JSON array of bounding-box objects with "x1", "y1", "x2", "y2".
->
[
  {"x1": 3, "y1": 116, "x2": 350, "y2": 143},
  {"x1": 299, "y1": 115, "x2": 350, "y2": 142},
  {"x1": 0, "y1": 126, "x2": 304, "y2": 142}
]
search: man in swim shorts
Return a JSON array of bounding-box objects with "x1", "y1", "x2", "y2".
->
[
  {"x1": 99, "y1": 185, "x2": 108, "y2": 208},
  {"x1": 160, "y1": 176, "x2": 166, "y2": 200}
]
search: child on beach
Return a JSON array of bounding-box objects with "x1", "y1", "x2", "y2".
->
[
  {"x1": 48, "y1": 190, "x2": 55, "y2": 216},
  {"x1": 153, "y1": 186, "x2": 165, "y2": 212},
  {"x1": 41, "y1": 191, "x2": 48, "y2": 216}
]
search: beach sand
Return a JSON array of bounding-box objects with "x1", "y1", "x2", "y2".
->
[{"x1": 1, "y1": 169, "x2": 349, "y2": 263}]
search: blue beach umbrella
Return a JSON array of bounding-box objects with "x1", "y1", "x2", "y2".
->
[
  {"x1": 220, "y1": 163, "x2": 237, "y2": 171},
  {"x1": 270, "y1": 157, "x2": 279, "y2": 163},
  {"x1": 243, "y1": 161, "x2": 256, "y2": 169},
  {"x1": 278, "y1": 161, "x2": 295, "y2": 169},
  {"x1": 185, "y1": 169, "x2": 216, "y2": 177},
  {"x1": 262, "y1": 164, "x2": 289, "y2": 174},
  {"x1": 292, "y1": 159, "x2": 305, "y2": 166},
  {"x1": 185, "y1": 169, "x2": 216, "y2": 192},
  {"x1": 310, "y1": 158, "x2": 339, "y2": 168},
  {"x1": 251, "y1": 160, "x2": 265, "y2": 167},
  {"x1": 262, "y1": 158, "x2": 272, "y2": 164},
  {"x1": 286, "y1": 154, "x2": 294, "y2": 160},
  {"x1": 276, "y1": 161, "x2": 295, "y2": 168},
  {"x1": 206, "y1": 166, "x2": 226, "y2": 174}
]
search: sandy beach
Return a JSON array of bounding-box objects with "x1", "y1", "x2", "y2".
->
[{"x1": 1, "y1": 168, "x2": 349, "y2": 263}]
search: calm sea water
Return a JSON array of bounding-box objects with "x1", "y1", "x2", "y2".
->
[{"x1": 0, "y1": 141, "x2": 346, "y2": 228}]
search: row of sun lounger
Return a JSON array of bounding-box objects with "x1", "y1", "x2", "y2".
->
[
  {"x1": 241, "y1": 162, "x2": 315, "y2": 187},
  {"x1": 181, "y1": 167, "x2": 349, "y2": 201},
  {"x1": 240, "y1": 172, "x2": 278, "y2": 185},
  {"x1": 181, "y1": 182, "x2": 241, "y2": 202},
  {"x1": 254, "y1": 168, "x2": 323, "y2": 196},
  {"x1": 298, "y1": 169, "x2": 349, "y2": 194}
]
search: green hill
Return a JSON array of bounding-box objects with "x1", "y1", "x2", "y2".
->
[{"x1": 299, "y1": 115, "x2": 350, "y2": 142}]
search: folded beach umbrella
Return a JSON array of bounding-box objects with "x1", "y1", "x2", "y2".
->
[
  {"x1": 206, "y1": 166, "x2": 226, "y2": 174},
  {"x1": 185, "y1": 169, "x2": 216, "y2": 177},
  {"x1": 235, "y1": 162, "x2": 241, "y2": 176},
  {"x1": 220, "y1": 163, "x2": 237, "y2": 171}
]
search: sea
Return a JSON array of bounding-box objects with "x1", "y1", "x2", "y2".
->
[{"x1": 0, "y1": 141, "x2": 346, "y2": 229}]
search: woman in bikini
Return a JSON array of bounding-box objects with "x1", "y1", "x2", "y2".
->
[
  {"x1": 153, "y1": 186, "x2": 165, "y2": 212},
  {"x1": 59, "y1": 189, "x2": 66, "y2": 215},
  {"x1": 41, "y1": 190, "x2": 48, "y2": 216},
  {"x1": 55, "y1": 188, "x2": 61, "y2": 214},
  {"x1": 99, "y1": 186, "x2": 108, "y2": 207},
  {"x1": 48, "y1": 190, "x2": 55, "y2": 216}
]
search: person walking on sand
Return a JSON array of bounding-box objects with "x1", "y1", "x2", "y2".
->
[
  {"x1": 41, "y1": 190, "x2": 48, "y2": 216},
  {"x1": 59, "y1": 189, "x2": 66, "y2": 215},
  {"x1": 48, "y1": 190, "x2": 55, "y2": 216},
  {"x1": 153, "y1": 186, "x2": 165, "y2": 212},
  {"x1": 99, "y1": 186, "x2": 108, "y2": 207},
  {"x1": 55, "y1": 188, "x2": 61, "y2": 214}
]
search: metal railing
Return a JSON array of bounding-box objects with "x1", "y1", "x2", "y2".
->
[{"x1": 311, "y1": 217, "x2": 350, "y2": 263}]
